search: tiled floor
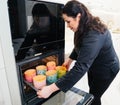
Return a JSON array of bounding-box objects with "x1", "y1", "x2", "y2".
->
[{"x1": 65, "y1": 32, "x2": 120, "y2": 105}]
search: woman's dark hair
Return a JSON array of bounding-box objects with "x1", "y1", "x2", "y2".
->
[{"x1": 62, "y1": 0, "x2": 107, "y2": 47}]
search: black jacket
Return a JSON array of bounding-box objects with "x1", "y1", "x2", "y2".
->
[{"x1": 55, "y1": 29, "x2": 119, "y2": 92}]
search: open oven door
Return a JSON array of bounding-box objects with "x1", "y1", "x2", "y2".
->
[{"x1": 63, "y1": 87, "x2": 94, "y2": 105}]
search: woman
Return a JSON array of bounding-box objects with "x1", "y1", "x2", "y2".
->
[{"x1": 37, "y1": 0, "x2": 119, "y2": 105}]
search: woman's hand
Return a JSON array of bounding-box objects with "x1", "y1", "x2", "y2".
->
[
  {"x1": 37, "y1": 83, "x2": 59, "y2": 98},
  {"x1": 62, "y1": 58, "x2": 73, "y2": 71}
]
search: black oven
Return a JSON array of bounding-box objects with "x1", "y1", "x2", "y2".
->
[{"x1": 8, "y1": 0, "x2": 65, "y2": 104}]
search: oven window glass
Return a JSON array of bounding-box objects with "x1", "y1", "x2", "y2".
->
[{"x1": 9, "y1": 1, "x2": 64, "y2": 61}]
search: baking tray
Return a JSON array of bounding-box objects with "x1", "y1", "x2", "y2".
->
[{"x1": 24, "y1": 80, "x2": 39, "y2": 91}]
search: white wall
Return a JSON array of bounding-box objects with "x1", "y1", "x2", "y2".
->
[{"x1": 0, "y1": 0, "x2": 22, "y2": 105}]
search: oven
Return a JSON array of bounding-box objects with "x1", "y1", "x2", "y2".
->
[{"x1": 8, "y1": 0, "x2": 66, "y2": 104}]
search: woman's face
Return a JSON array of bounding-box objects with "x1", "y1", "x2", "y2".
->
[{"x1": 62, "y1": 13, "x2": 81, "y2": 32}]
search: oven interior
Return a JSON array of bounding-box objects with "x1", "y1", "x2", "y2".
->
[{"x1": 16, "y1": 50, "x2": 64, "y2": 104}]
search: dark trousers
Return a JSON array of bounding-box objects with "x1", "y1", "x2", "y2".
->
[{"x1": 88, "y1": 72, "x2": 117, "y2": 105}]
